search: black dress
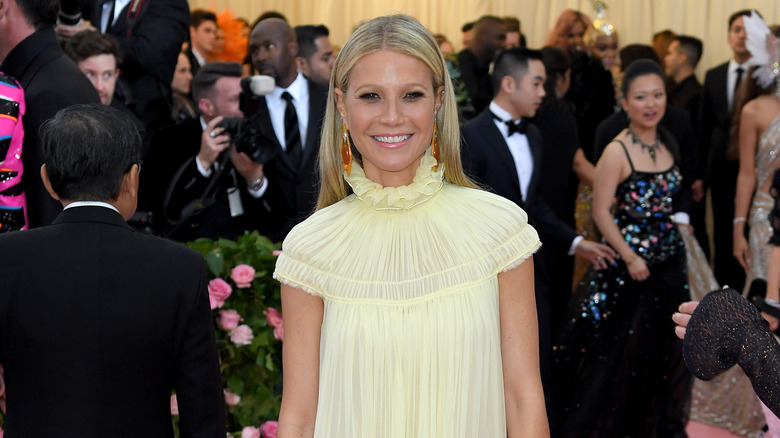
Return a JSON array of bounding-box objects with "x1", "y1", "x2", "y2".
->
[{"x1": 553, "y1": 142, "x2": 692, "y2": 437}]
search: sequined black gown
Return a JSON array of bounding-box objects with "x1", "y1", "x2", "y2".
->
[{"x1": 553, "y1": 144, "x2": 692, "y2": 438}]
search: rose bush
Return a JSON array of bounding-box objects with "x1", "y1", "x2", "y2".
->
[{"x1": 179, "y1": 231, "x2": 283, "y2": 437}]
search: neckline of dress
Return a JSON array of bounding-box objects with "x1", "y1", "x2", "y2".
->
[{"x1": 344, "y1": 155, "x2": 444, "y2": 211}]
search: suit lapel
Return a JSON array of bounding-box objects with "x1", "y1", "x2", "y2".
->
[
  {"x1": 479, "y1": 111, "x2": 521, "y2": 193},
  {"x1": 301, "y1": 80, "x2": 326, "y2": 165}
]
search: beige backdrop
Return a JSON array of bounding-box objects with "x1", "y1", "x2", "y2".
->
[{"x1": 187, "y1": 0, "x2": 780, "y2": 74}]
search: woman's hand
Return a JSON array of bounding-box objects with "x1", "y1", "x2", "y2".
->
[
  {"x1": 733, "y1": 231, "x2": 751, "y2": 272},
  {"x1": 627, "y1": 256, "x2": 649, "y2": 281},
  {"x1": 762, "y1": 312, "x2": 780, "y2": 332},
  {"x1": 672, "y1": 301, "x2": 699, "y2": 339}
]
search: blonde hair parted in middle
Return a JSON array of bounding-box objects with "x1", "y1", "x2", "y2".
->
[{"x1": 316, "y1": 14, "x2": 476, "y2": 210}]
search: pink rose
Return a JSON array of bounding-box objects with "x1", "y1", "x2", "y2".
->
[
  {"x1": 241, "y1": 426, "x2": 261, "y2": 438},
  {"x1": 223, "y1": 388, "x2": 241, "y2": 406},
  {"x1": 272, "y1": 250, "x2": 283, "y2": 256},
  {"x1": 264, "y1": 307, "x2": 284, "y2": 341},
  {"x1": 230, "y1": 264, "x2": 256, "y2": 288},
  {"x1": 170, "y1": 394, "x2": 179, "y2": 416},
  {"x1": 229, "y1": 324, "x2": 254, "y2": 346},
  {"x1": 208, "y1": 278, "x2": 232, "y2": 309},
  {"x1": 260, "y1": 420, "x2": 278, "y2": 438},
  {"x1": 218, "y1": 309, "x2": 242, "y2": 331}
]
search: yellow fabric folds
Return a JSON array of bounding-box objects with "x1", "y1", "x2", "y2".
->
[{"x1": 274, "y1": 155, "x2": 540, "y2": 437}]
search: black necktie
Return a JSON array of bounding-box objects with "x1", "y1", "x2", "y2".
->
[
  {"x1": 492, "y1": 112, "x2": 527, "y2": 136},
  {"x1": 733, "y1": 67, "x2": 744, "y2": 102},
  {"x1": 282, "y1": 92, "x2": 302, "y2": 168}
]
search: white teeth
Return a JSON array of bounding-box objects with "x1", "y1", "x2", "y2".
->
[{"x1": 373, "y1": 135, "x2": 410, "y2": 143}]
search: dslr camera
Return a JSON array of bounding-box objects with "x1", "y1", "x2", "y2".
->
[{"x1": 216, "y1": 75, "x2": 277, "y2": 164}]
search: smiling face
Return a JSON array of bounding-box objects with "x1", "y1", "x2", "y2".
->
[
  {"x1": 622, "y1": 73, "x2": 666, "y2": 130},
  {"x1": 567, "y1": 20, "x2": 587, "y2": 53},
  {"x1": 335, "y1": 50, "x2": 443, "y2": 187}
]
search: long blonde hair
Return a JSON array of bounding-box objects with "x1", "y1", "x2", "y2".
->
[{"x1": 316, "y1": 14, "x2": 476, "y2": 210}]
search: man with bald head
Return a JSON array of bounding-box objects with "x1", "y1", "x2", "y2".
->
[
  {"x1": 245, "y1": 18, "x2": 328, "y2": 241},
  {"x1": 457, "y1": 15, "x2": 507, "y2": 116}
]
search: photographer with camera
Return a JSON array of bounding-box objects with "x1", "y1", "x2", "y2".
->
[{"x1": 140, "y1": 62, "x2": 269, "y2": 240}]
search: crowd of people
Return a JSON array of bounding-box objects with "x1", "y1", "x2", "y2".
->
[{"x1": 1, "y1": 0, "x2": 780, "y2": 436}]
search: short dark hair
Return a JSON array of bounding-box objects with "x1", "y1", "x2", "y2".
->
[
  {"x1": 461, "y1": 22, "x2": 474, "y2": 33},
  {"x1": 294, "y1": 24, "x2": 330, "y2": 60},
  {"x1": 540, "y1": 46, "x2": 571, "y2": 101},
  {"x1": 190, "y1": 9, "x2": 217, "y2": 29},
  {"x1": 191, "y1": 62, "x2": 242, "y2": 103},
  {"x1": 16, "y1": 0, "x2": 58, "y2": 29},
  {"x1": 503, "y1": 17, "x2": 520, "y2": 33},
  {"x1": 491, "y1": 47, "x2": 543, "y2": 96},
  {"x1": 619, "y1": 44, "x2": 659, "y2": 72},
  {"x1": 729, "y1": 10, "x2": 758, "y2": 29},
  {"x1": 250, "y1": 10, "x2": 288, "y2": 32},
  {"x1": 40, "y1": 104, "x2": 142, "y2": 201},
  {"x1": 673, "y1": 35, "x2": 703, "y2": 68},
  {"x1": 64, "y1": 30, "x2": 122, "y2": 65},
  {"x1": 621, "y1": 59, "x2": 665, "y2": 98}
]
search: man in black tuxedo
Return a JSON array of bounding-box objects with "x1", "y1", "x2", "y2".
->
[
  {"x1": 58, "y1": 0, "x2": 190, "y2": 130},
  {"x1": 0, "y1": 0, "x2": 100, "y2": 229},
  {"x1": 187, "y1": 10, "x2": 218, "y2": 77},
  {"x1": 0, "y1": 104, "x2": 225, "y2": 436},
  {"x1": 460, "y1": 48, "x2": 615, "y2": 428},
  {"x1": 243, "y1": 18, "x2": 328, "y2": 242},
  {"x1": 157, "y1": 62, "x2": 272, "y2": 241},
  {"x1": 698, "y1": 9, "x2": 754, "y2": 290}
]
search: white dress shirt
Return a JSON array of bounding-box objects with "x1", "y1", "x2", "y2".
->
[
  {"x1": 267, "y1": 72, "x2": 310, "y2": 151},
  {"x1": 100, "y1": 0, "x2": 132, "y2": 32}
]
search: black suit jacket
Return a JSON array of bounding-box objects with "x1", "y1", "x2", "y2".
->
[
  {"x1": 460, "y1": 109, "x2": 577, "y2": 252},
  {"x1": 0, "y1": 206, "x2": 225, "y2": 437},
  {"x1": 669, "y1": 74, "x2": 702, "y2": 130},
  {"x1": 0, "y1": 28, "x2": 100, "y2": 228},
  {"x1": 698, "y1": 62, "x2": 731, "y2": 185},
  {"x1": 139, "y1": 118, "x2": 203, "y2": 233},
  {"x1": 185, "y1": 47, "x2": 202, "y2": 77},
  {"x1": 80, "y1": 0, "x2": 189, "y2": 128},
  {"x1": 255, "y1": 79, "x2": 328, "y2": 242}
]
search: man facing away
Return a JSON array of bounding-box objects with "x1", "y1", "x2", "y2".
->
[{"x1": 0, "y1": 104, "x2": 225, "y2": 437}]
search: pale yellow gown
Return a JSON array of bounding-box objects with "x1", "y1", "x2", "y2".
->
[{"x1": 274, "y1": 156, "x2": 540, "y2": 438}]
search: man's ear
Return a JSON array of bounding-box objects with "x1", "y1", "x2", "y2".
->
[
  {"x1": 122, "y1": 164, "x2": 139, "y2": 198},
  {"x1": 500, "y1": 75, "x2": 515, "y2": 94},
  {"x1": 40, "y1": 164, "x2": 60, "y2": 201},
  {"x1": 198, "y1": 98, "x2": 214, "y2": 117}
]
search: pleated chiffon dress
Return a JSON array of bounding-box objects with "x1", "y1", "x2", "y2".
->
[{"x1": 274, "y1": 155, "x2": 541, "y2": 437}]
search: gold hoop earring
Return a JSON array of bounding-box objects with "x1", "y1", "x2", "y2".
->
[
  {"x1": 431, "y1": 120, "x2": 440, "y2": 171},
  {"x1": 341, "y1": 122, "x2": 353, "y2": 175}
]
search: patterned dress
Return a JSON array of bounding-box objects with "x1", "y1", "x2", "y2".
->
[{"x1": 553, "y1": 142, "x2": 692, "y2": 438}]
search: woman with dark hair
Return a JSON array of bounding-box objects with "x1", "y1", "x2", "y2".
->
[
  {"x1": 533, "y1": 46, "x2": 595, "y2": 327},
  {"x1": 553, "y1": 59, "x2": 691, "y2": 437}
]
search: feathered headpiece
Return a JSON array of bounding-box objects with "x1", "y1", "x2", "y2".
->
[{"x1": 743, "y1": 11, "x2": 780, "y2": 89}]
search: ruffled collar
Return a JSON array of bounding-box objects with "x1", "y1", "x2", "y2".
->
[{"x1": 344, "y1": 155, "x2": 444, "y2": 210}]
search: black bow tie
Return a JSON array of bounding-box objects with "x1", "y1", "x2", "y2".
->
[{"x1": 492, "y1": 113, "x2": 527, "y2": 136}]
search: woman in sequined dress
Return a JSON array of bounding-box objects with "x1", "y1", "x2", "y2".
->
[
  {"x1": 733, "y1": 69, "x2": 780, "y2": 323},
  {"x1": 552, "y1": 60, "x2": 691, "y2": 438}
]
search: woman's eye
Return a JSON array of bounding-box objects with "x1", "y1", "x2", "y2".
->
[
  {"x1": 359, "y1": 93, "x2": 379, "y2": 101},
  {"x1": 404, "y1": 92, "x2": 424, "y2": 100}
]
